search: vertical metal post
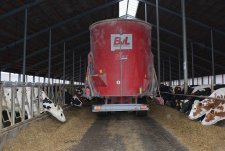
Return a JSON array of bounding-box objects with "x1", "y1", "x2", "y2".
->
[
  {"x1": 63, "y1": 42, "x2": 66, "y2": 105},
  {"x1": 9, "y1": 73, "x2": 11, "y2": 81},
  {"x1": 162, "y1": 60, "x2": 165, "y2": 83},
  {"x1": 125, "y1": 0, "x2": 129, "y2": 18},
  {"x1": 84, "y1": 59, "x2": 87, "y2": 82},
  {"x1": 38, "y1": 76, "x2": 40, "y2": 83},
  {"x1": 156, "y1": 0, "x2": 161, "y2": 84},
  {"x1": 30, "y1": 86, "x2": 33, "y2": 118},
  {"x1": 191, "y1": 42, "x2": 194, "y2": 85},
  {"x1": 48, "y1": 28, "x2": 52, "y2": 84},
  {"x1": 33, "y1": 75, "x2": 35, "y2": 83},
  {"x1": 211, "y1": 29, "x2": 215, "y2": 92},
  {"x1": 18, "y1": 74, "x2": 21, "y2": 82},
  {"x1": 169, "y1": 56, "x2": 172, "y2": 86},
  {"x1": 208, "y1": 76, "x2": 209, "y2": 84},
  {"x1": 22, "y1": 8, "x2": 28, "y2": 83},
  {"x1": 21, "y1": 85, "x2": 25, "y2": 121},
  {"x1": 181, "y1": 0, "x2": 188, "y2": 94},
  {"x1": 73, "y1": 51, "x2": 75, "y2": 84},
  {"x1": 202, "y1": 77, "x2": 204, "y2": 85},
  {"x1": 222, "y1": 74, "x2": 224, "y2": 84},
  {"x1": 178, "y1": 50, "x2": 181, "y2": 85},
  {"x1": 11, "y1": 86, "x2": 15, "y2": 125},
  {"x1": 63, "y1": 42, "x2": 66, "y2": 85},
  {"x1": 145, "y1": 2, "x2": 147, "y2": 22},
  {"x1": 79, "y1": 56, "x2": 82, "y2": 85},
  {"x1": 0, "y1": 85, "x2": 2, "y2": 129}
]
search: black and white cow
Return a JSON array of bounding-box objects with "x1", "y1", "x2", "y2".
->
[
  {"x1": 179, "y1": 85, "x2": 212, "y2": 113},
  {"x1": 162, "y1": 85, "x2": 196, "y2": 110},
  {"x1": 65, "y1": 89, "x2": 83, "y2": 107},
  {"x1": 40, "y1": 90, "x2": 66, "y2": 122},
  {"x1": 2, "y1": 87, "x2": 66, "y2": 123}
]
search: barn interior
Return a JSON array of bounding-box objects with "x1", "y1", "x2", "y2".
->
[
  {"x1": 1, "y1": 0, "x2": 225, "y2": 84},
  {"x1": 1, "y1": 1, "x2": 225, "y2": 151}
]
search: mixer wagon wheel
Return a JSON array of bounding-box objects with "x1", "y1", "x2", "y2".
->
[
  {"x1": 136, "y1": 111, "x2": 147, "y2": 116},
  {"x1": 136, "y1": 96, "x2": 148, "y2": 116},
  {"x1": 97, "y1": 112, "x2": 109, "y2": 117}
]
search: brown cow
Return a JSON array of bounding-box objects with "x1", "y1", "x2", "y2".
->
[
  {"x1": 188, "y1": 88, "x2": 225, "y2": 120},
  {"x1": 201, "y1": 102, "x2": 225, "y2": 125}
]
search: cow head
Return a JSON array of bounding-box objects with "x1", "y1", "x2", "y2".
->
[
  {"x1": 188, "y1": 100, "x2": 207, "y2": 120},
  {"x1": 42, "y1": 95, "x2": 66, "y2": 122},
  {"x1": 201, "y1": 103, "x2": 225, "y2": 126},
  {"x1": 180, "y1": 99, "x2": 192, "y2": 113},
  {"x1": 70, "y1": 95, "x2": 82, "y2": 107},
  {"x1": 201, "y1": 109, "x2": 217, "y2": 125},
  {"x1": 44, "y1": 103, "x2": 66, "y2": 122},
  {"x1": 40, "y1": 90, "x2": 49, "y2": 100},
  {"x1": 51, "y1": 105, "x2": 66, "y2": 122},
  {"x1": 75, "y1": 87, "x2": 83, "y2": 96}
]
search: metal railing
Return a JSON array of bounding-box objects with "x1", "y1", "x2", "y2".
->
[
  {"x1": 0, "y1": 82, "x2": 78, "y2": 130},
  {"x1": 160, "y1": 91, "x2": 225, "y2": 102}
]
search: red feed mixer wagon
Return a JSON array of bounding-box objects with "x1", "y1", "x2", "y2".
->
[{"x1": 85, "y1": 18, "x2": 157, "y2": 115}]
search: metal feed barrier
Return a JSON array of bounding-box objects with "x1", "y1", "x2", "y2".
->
[{"x1": 0, "y1": 82, "x2": 78, "y2": 131}]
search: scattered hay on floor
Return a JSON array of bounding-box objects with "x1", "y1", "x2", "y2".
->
[
  {"x1": 3, "y1": 107, "x2": 96, "y2": 151},
  {"x1": 149, "y1": 102, "x2": 225, "y2": 151}
]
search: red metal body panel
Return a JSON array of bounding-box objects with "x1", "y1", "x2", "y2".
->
[{"x1": 87, "y1": 19, "x2": 155, "y2": 98}]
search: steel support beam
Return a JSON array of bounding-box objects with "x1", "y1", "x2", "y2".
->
[
  {"x1": 211, "y1": 29, "x2": 215, "y2": 92},
  {"x1": 169, "y1": 56, "x2": 172, "y2": 86},
  {"x1": 9, "y1": 73, "x2": 11, "y2": 81},
  {"x1": 2, "y1": 30, "x2": 89, "y2": 70},
  {"x1": 151, "y1": 37, "x2": 225, "y2": 71},
  {"x1": 0, "y1": 0, "x2": 45, "y2": 20},
  {"x1": 18, "y1": 74, "x2": 21, "y2": 82},
  {"x1": 79, "y1": 56, "x2": 82, "y2": 84},
  {"x1": 138, "y1": 0, "x2": 225, "y2": 37},
  {"x1": 73, "y1": 50, "x2": 75, "y2": 84},
  {"x1": 156, "y1": 0, "x2": 161, "y2": 84},
  {"x1": 153, "y1": 44, "x2": 214, "y2": 80},
  {"x1": 151, "y1": 38, "x2": 221, "y2": 75},
  {"x1": 178, "y1": 50, "x2": 181, "y2": 85},
  {"x1": 0, "y1": 0, "x2": 122, "y2": 52},
  {"x1": 181, "y1": 0, "x2": 188, "y2": 94},
  {"x1": 145, "y1": 2, "x2": 147, "y2": 22},
  {"x1": 125, "y1": 0, "x2": 129, "y2": 18},
  {"x1": 22, "y1": 8, "x2": 28, "y2": 83},
  {"x1": 150, "y1": 24, "x2": 225, "y2": 59},
  {"x1": 48, "y1": 28, "x2": 52, "y2": 84},
  {"x1": 222, "y1": 74, "x2": 224, "y2": 84},
  {"x1": 162, "y1": 60, "x2": 164, "y2": 83},
  {"x1": 63, "y1": 42, "x2": 66, "y2": 85},
  {"x1": 152, "y1": 47, "x2": 204, "y2": 78},
  {"x1": 27, "y1": 42, "x2": 89, "y2": 72},
  {"x1": 191, "y1": 42, "x2": 194, "y2": 85},
  {"x1": 38, "y1": 54, "x2": 85, "y2": 76},
  {"x1": 35, "y1": 45, "x2": 89, "y2": 75},
  {"x1": 54, "y1": 62, "x2": 86, "y2": 80}
]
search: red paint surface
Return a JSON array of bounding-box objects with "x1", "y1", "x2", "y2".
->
[{"x1": 87, "y1": 19, "x2": 155, "y2": 97}]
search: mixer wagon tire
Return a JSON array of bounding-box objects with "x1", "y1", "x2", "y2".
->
[
  {"x1": 136, "y1": 111, "x2": 147, "y2": 116},
  {"x1": 137, "y1": 96, "x2": 147, "y2": 104},
  {"x1": 97, "y1": 112, "x2": 108, "y2": 117}
]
